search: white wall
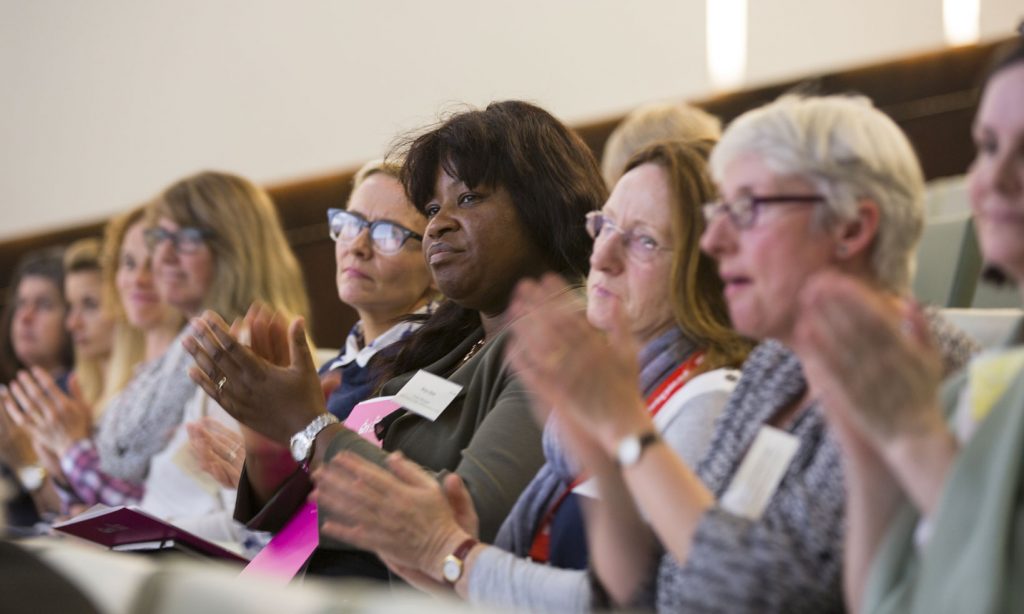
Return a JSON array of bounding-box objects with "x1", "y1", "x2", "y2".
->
[{"x1": 1, "y1": 0, "x2": 1020, "y2": 240}]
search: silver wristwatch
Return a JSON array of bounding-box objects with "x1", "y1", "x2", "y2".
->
[{"x1": 289, "y1": 413, "x2": 340, "y2": 466}]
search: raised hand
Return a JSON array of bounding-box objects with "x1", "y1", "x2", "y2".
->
[
  {"x1": 507, "y1": 273, "x2": 651, "y2": 453},
  {"x1": 186, "y1": 416, "x2": 244, "y2": 489},
  {"x1": 795, "y1": 272, "x2": 946, "y2": 445},
  {"x1": 314, "y1": 451, "x2": 471, "y2": 578},
  {"x1": 182, "y1": 302, "x2": 326, "y2": 444},
  {"x1": 4, "y1": 368, "x2": 92, "y2": 458},
  {"x1": 0, "y1": 385, "x2": 37, "y2": 469}
]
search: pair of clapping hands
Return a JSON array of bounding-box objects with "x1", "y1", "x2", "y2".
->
[{"x1": 1, "y1": 370, "x2": 90, "y2": 479}]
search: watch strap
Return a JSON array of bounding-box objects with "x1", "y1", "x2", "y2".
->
[
  {"x1": 443, "y1": 537, "x2": 479, "y2": 586},
  {"x1": 616, "y1": 430, "x2": 660, "y2": 467}
]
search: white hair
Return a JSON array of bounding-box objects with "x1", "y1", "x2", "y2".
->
[{"x1": 710, "y1": 95, "x2": 925, "y2": 293}]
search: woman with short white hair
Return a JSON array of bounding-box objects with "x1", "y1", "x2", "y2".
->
[{"x1": 507, "y1": 94, "x2": 979, "y2": 612}]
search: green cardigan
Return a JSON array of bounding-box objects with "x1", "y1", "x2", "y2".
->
[{"x1": 864, "y1": 326, "x2": 1024, "y2": 614}]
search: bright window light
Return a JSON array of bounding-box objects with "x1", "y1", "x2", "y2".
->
[
  {"x1": 706, "y1": 0, "x2": 748, "y2": 91},
  {"x1": 943, "y1": 0, "x2": 980, "y2": 46}
]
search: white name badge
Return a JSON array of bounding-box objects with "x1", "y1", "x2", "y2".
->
[
  {"x1": 394, "y1": 370, "x2": 463, "y2": 421},
  {"x1": 719, "y1": 425, "x2": 800, "y2": 520}
]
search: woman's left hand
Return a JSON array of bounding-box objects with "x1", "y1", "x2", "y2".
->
[
  {"x1": 5, "y1": 368, "x2": 92, "y2": 457},
  {"x1": 314, "y1": 451, "x2": 473, "y2": 579}
]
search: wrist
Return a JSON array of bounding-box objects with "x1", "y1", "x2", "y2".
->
[
  {"x1": 881, "y1": 422, "x2": 958, "y2": 514},
  {"x1": 600, "y1": 402, "x2": 654, "y2": 455},
  {"x1": 432, "y1": 529, "x2": 475, "y2": 584}
]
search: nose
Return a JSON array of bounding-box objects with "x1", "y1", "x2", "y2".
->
[
  {"x1": 589, "y1": 231, "x2": 626, "y2": 275},
  {"x1": 992, "y1": 151, "x2": 1023, "y2": 196},
  {"x1": 699, "y1": 212, "x2": 736, "y2": 259},
  {"x1": 66, "y1": 308, "x2": 82, "y2": 333},
  {"x1": 426, "y1": 204, "x2": 458, "y2": 240},
  {"x1": 153, "y1": 236, "x2": 178, "y2": 266},
  {"x1": 345, "y1": 228, "x2": 374, "y2": 259}
]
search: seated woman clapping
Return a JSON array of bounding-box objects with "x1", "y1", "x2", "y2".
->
[
  {"x1": 184, "y1": 100, "x2": 607, "y2": 578},
  {"x1": 516, "y1": 95, "x2": 977, "y2": 612},
  {"x1": 307, "y1": 139, "x2": 751, "y2": 611},
  {"x1": 797, "y1": 30, "x2": 1024, "y2": 614}
]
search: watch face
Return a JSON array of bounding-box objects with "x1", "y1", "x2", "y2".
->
[
  {"x1": 618, "y1": 437, "x2": 640, "y2": 465},
  {"x1": 290, "y1": 435, "x2": 309, "y2": 462},
  {"x1": 442, "y1": 556, "x2": 461, "y2": 583}
]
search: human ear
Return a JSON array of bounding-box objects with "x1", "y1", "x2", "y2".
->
[{"x1": 833, "y1": 198, "x2": 880, "y2": 261}]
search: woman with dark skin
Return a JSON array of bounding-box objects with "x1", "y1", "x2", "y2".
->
[{"x1": 184, "y1": 100, "x2": 607, "y2": 578}]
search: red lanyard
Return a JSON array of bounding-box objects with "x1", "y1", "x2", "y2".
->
[{"x1": 527, "y1": 350, "x2": 706, "y2": 563}]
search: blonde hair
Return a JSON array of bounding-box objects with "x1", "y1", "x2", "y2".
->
[
  {"x1": 62, "y1": 238, "x2": 107, "y2": 408},
  {"x1": 150, "y1": 171, "x2": 311, "y2": 322},
  {"x1": 602, "y1": 102, "x2": 722, "y2": 188},
  {"x1": 94, "y1": 206, "x2": 183, "y2": 416},
  {"x1": 351, "y1": 158, "x2": 402, "y2": 193}
]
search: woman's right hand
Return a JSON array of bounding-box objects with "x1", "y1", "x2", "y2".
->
[
  {"x1": 507, "y1": 274, "x2": 653, "y2": 454},
  {"x1": 182, "y1": 303, "x2": 327, "y2": 445},
  {"x1": 0, "y1": 385, "x2": 36, "y2": 468}
]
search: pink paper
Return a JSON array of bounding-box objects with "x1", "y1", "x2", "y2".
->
[
  {"x1": 239, "y1": 501, "x2": 319, "y2": 583},
  {"x1": 343, "y1": 396, "x2": 401, "y2": 447}
]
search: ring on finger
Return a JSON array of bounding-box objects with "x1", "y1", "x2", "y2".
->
[{"x1": 216, "y1": 376, "x2": 228, "y2": 394}]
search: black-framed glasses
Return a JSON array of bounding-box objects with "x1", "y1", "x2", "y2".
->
[
  {"x1": 702, "y1": 194, "x2": 825, "y2": 230},
  {"x1": 143, "y1": 226, "x2": 213, "y2": 254},
  {"x1": 585, "y1": 211, "x2": 672, "y2": 263},
  {"x1": 327, "y1": 208, "x2": 423, "y2": 255}
]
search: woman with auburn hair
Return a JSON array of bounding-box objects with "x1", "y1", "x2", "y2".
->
[
  {"x1": 184, "y1": 100, "x2": 607, "y2": 577},
  {"x1": 307, "y1": 140, "x2": 751, "y2": 612}
]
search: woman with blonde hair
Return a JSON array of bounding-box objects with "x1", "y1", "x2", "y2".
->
[
  {"x1": 10, "y1": 173, "x2": 308, "y2": 536},
  {"x1": 61, "y1": 238, "x2": 115, "y2": 410}
]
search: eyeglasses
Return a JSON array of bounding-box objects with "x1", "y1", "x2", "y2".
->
[
  {"x1": 327, "y1": 208, "x2": 423, "y2": 255},
  {"x1": 702, "y1": 194, "x2": 825, "y2": 230},
  {"x1": 143, "y1": 226, "x2": 213, "y2": 254},
  {"x1": 585, "y1": 211, "x2": 672, "y2": 263}
]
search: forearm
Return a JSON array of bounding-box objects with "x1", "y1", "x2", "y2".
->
[
  {"x1": 881, "y1": 420, "x2": 958, "y2": 517},
  {"x1": 840, "y1": 443, "x2": 905, "y2": 613},
  {"x1": 463, "y1": 543, "x2": 591, "y2": 613},
  {"x1": 619, "y1": 442, "x2": 713, "y2": 566},
  {"x1": 582, "y1": 461, "x2": 660, "y2": 605}
]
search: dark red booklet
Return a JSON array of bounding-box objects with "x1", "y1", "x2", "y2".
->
[{"x1": 52, "y1": 505, "x2": 247, "y2": 563}]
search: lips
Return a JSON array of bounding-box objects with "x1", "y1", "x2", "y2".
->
[
  {"x1": 340, "y1": 266, "x2": 372, "y2": 281},
  {"x1": 426, "y1": 242, "x2": 460, "y2": 265}
]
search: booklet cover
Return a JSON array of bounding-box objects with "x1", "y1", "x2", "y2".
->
[
  {"x1": 343, "y1": 396, "x2": 402, "y2": 447},
  {"x1": 52, "y1": 505, "x2": 247, "y2": 563}
]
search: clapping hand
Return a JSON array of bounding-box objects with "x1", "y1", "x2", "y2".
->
[
  {"x1": 3, "y1": 368, "x2": 92, "y2": 459},
  {"x1": 182, "y1": 302, "x2": 326, "y2": 445}
]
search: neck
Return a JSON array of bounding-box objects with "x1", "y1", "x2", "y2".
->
[
  {"x1": 357, "y1": 296, "x2": 432, "y2": 345},
  {"x1": 144, "y1": 325, "x2": 179, "y2": 362}
]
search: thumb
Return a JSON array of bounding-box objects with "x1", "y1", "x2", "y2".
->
[
  {"x1": 288, "y1": 317, "x2": 316, "y2": 372},
  {"x1": 386, "y1": 451, "x2": 434, "y2": 488},
  {"x1": 443, "y1": 473, "x2": 473, "y2": 515}
]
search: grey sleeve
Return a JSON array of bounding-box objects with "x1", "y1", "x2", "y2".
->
[{"x1": 467, "y1": 545, "x2": 591, "y2": 614}]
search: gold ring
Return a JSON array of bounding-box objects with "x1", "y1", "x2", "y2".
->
[
  {"x1": 216, "y1": 376, "x2": 228, "y2": 394},
  {"x1": 228, "y1": 445, "x2": 240, "y2": 461}
]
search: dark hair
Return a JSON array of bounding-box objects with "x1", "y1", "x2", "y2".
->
[
  {"x1": 0, "y1": 246, "x2": 73, "y2": 382},
  {"x1": 623, "y1": 140, "x2": 752, "y2": 373},
  {"x1": 378, "y1": 100, "x2": 607, "y2": 381},
  {"x1": 978, "y1": 23, "x2": 1024, "y2": 287}
]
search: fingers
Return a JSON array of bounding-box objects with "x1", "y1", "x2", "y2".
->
[
  {"x1": 288, "y1": 317, "x2": 317, "y2": 373},
  {"x1": 385, "y1": 451, "x2": 437, "y2": 489}
]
